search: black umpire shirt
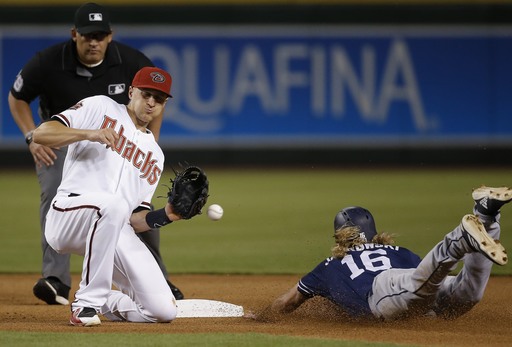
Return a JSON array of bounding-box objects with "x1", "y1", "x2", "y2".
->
[{"x1": 10, "y1": 39, "x2": 154, "y2": 120}]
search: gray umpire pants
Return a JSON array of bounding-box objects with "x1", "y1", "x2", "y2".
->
[{"x1": 37, "y1": 147, "x2": 169, "y2": 288}]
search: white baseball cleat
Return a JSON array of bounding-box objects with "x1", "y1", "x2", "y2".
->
[
  {"x1": 461, "y1": 214, "x2": 508, "y2": 266},
  {"x1": 70, "y1": 307, "x2": 101, "y2": 327},
  {"x1": 472, "y1": 186, "x2": 512, "y2": 216}
]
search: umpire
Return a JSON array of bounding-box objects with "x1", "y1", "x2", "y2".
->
[{"x1": 8, "y1": 2, "x2": 184, "y2": 304}]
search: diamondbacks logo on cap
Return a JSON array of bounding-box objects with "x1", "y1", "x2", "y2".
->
[
  {"x1": 89, "y1": 13, "x2": 103, "y2": 22},
  {"x1": 131, "y1": 67, "x2": 172, "y2": 96},
  {"x1": 150, "y1": 72, "x2": 166, "y2": 83}
]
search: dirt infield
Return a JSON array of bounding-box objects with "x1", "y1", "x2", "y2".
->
[{"x1": 1, "y1": 274, "x2": 511, "y2": 346}]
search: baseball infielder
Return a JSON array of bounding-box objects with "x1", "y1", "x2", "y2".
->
[
  {"x1": 248, "y1": 186, "x2": 510, "y2": 321},
  {"x1": 9, "y1": 2, "x2": 184, "y2": 304},
  {"x1": 33, "y1": 67, "x2": 180, "y2": 326}
]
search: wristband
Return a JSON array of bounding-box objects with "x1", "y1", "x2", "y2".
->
[
  {"x1": 25, "y1": 130, "x2": 34, "y2": 145},
  {"x1": 145, "y1": 208, "x2": 172, "y2": 228}
]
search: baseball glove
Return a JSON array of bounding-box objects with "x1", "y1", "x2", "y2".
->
[{"x1": 168, "y1": 166, "x2": 209, "y2": 219}]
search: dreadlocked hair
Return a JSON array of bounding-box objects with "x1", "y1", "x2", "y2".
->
[{"x1": 331, "y1": 226, "x2": 396, "y2": 259}]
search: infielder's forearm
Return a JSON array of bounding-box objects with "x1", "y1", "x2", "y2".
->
[
  {"x1": 34, "y1": 121, "x2": 94, "y2": 147},
  {"x1": 33, "y1": 120, "x2": 119, "y2": 148},
  {"x1": 131, "y1": 204, "x2": 181, "y2": 233}
]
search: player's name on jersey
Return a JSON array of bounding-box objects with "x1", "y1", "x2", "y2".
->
[{"x1": 348, "y1": 243, "x2": 400, "y2": 252}]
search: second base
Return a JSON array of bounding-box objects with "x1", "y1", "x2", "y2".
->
[{"x1": 176, "y1": 299, "x2": 244, "y2": 318}]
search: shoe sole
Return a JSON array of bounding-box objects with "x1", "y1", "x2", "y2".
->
[
  {"x1": 472, "y1": 186, "x2": 512, "y2": 202},
  {"x1": 462, "y1": 214, "x2": 508, "y2": 266},
  {"x1": 69, "y1": 316, "x2": 101, "y2": 327},
  {"x1": 70, "y1": 311, "x2": 101, "y2": 327},
  {"x1": 33, "y1": 279, "x2": 69, "y2": 305}
]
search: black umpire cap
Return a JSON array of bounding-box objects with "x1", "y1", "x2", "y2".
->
[{"x1": 74, "y1": 2, "x2": 111, "y2": 35}]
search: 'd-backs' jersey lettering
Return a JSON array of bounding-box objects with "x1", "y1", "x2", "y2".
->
[
  {"x1": 100, "y1": 116, "x2": 161, "y2": 185},
  {"x1": 298, "y1": 243, "x2": 421, "y2": 317}
]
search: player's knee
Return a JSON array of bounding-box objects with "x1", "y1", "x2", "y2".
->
[{"x1": 148, "y1": 299, "x2": 177, "y2": 322}]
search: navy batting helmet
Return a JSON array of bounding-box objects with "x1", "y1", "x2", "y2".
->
[{"x1": 334, "y1": 206, "x2": 377, "y2": 242}]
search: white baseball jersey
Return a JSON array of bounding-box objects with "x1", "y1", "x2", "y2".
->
[{"x1": 53, "y1": 95, "x2": 164, "y2": 212}]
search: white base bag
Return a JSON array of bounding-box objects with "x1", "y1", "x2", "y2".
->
[{"x1": 176, "y1": 299, "x2": 244, "y2": 318}]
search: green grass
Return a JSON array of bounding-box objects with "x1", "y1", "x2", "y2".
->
[
  {"x1": 0, "y1": 167, "x2": 510, "y2": 346},
  {"x1": 1, "y1": 167, "x2": 511, "y2": 275},
  {"x1": 0, "y1": 331, "x2": 408, "y2": 347}
]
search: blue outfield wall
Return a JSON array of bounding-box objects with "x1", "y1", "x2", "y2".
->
[{"x1": 1, "y1": 24, "x2": 512, "y2": 151}]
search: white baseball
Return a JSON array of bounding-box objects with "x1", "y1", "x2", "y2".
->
[{"x1": 207, "y1": 204, "x2": 224, "y2": 221}]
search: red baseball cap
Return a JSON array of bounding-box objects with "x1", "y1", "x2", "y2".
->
[{"x1": 131, "y1": 67, "x2": 173, "y2": 98}]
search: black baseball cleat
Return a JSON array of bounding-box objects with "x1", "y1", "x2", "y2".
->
[
  {"x1": 33, "y1": 277, "x2": 70, "y2": 305},
  {"x1": 167, "y1": 279, "x2": 184, "y2": 300},
  {"x1": 472, "y1": 186, "x2": 512, "y2": 216},
  {"x1": 461, "y1": 214, "x2": 508, "y2": 266}
]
